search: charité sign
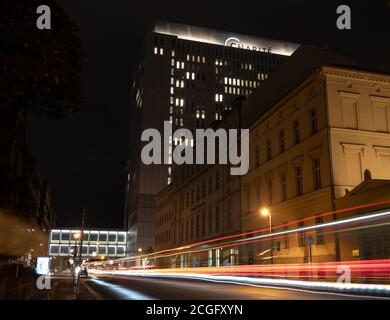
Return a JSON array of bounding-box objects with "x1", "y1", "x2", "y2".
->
[{"x1": 224, "y1": 36, "x2": 272, "y2": 53}]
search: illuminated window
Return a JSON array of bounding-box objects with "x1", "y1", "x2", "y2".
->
[
  {"x1": 181, "y1": 80, "x2": 184, "y2": 88},
  {"x1": 176, "y1": 61, "x2": 180, "y2": 69},
  {"x1": 170, "y1": 78, "x2": 174, "y2": 85},
  {"x1": 186, "y1": 72, "x2": 190, "y2": 79},
  {"x1": 201, "y1": 111, "x2": 205, "y2": 119},
  {"x1": 160, "y1": 48, "x2": 164, "y2": 55},
  {"x1": 196, "y1": 110, "x2": 200, "y2": 118},
  {"x1": 233, "y1": 78, "x2": 236, "y2": 86},
  {"x1": 171, "y1": 50, "x2": 175, "y2": 57},
  {"x1": 175, "y1": 98, "x2": 179, "y2": 106},
  {"x1": 171, "y1": 59, "x2": 175, "y2": 66},
  {"x1": 180, "y1": 99, "x2": 184, "y2": 107},
  {"x1": 170, "y1": 87, "x2": 174, "y2": 95},
  {"x1": 215, "y1": 94, "x2": 223, "y2": 102},
  {"x1": 186, "y1": 54, "x2": 190, "y2": 61},
  {"x1": 191, "y1": 72, "x2": 195, "y2": 80},
  {"x1": 154, "y1": 47, "x2": 158, "y2": 55},
  {"x1": 202, "y1": 56, "x2": 206, "y2": 63},
  {"x1": 181, "y1": 62, "x2": 185, "y2": 69},
  {"x1": 224, "y1": 77, "x2": 228, "y2": 85}
]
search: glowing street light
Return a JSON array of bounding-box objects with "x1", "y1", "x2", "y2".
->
[
  {"x1": 259, "y1": 207, "x2": 273, "y2": 264},
  {"x1": 138, "y1": 248, "x2": 143, "y2": 254},
  {"x1": 260, "y1": 208, "x2": 270, "y2": 217}
]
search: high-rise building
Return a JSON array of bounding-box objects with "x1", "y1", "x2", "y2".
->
[{"x1": 125, "y1": 21, "x2": 299, "y2": 254}]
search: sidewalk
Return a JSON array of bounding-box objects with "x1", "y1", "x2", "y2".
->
[
  {"x1": 0, "y1": 270, "x2": 97, "y2": 300},
  {"x1": 45, "y1": 273, "x2": 98, "y2": 300}
]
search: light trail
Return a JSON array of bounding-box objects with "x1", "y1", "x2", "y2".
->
[
  {"x1": 87, "y1": 208, "x2": 390, "y2": 265},
  {"x1": 105, "y1": 200, "x2": 390, "y2": 264},
  {"x1": 89, "y1": 276, "x2": 155, "y2": 300},
  {"x1": 89, "y1": 270, "x2": 390, "y2": 299}
]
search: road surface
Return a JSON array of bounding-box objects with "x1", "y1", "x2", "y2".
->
[{"x1": 83, "y1": 273, "x2": 377, "y2": 300}]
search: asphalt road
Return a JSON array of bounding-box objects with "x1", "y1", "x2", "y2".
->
[{"x1": 83, "y1": 274, "x2": 374, "y2": 300}]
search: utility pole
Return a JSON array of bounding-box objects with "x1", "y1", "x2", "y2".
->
[
  {"x1": 78, "y1": 208, "x2": 87, "y2": 264},
  {"x1": 76, "y1": 208, "x2": 87, "y2": 297}
]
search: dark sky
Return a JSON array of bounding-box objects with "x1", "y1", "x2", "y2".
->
[{"x1": 26, "y1": 0, "x2": 390, "y2": 229}]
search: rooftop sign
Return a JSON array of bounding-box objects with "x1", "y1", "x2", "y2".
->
[{"x1": 154, "y1": 21, "x2": 299, "y2": 56}]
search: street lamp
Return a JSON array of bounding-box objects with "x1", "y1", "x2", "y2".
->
[
  {"x1": 260, "y1": 208, "x2": 273, "y2": 264},
  {"x1": 138, "y1": 248, "x2": 143, "y2": 254}
]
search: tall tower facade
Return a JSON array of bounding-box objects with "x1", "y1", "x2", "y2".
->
[{"x1": 125, "y1": 21, "x2": 299, "y2": 254}]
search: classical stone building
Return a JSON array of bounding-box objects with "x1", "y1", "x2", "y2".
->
[{"x1": 241, "y1": 64, "x2": 390, "y2": 264}]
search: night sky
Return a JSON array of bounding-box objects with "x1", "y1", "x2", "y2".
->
[{"x1": 26, "y1": 0, "x2": 390, "y2": 229}]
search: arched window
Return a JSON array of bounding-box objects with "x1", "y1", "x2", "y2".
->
[{"x1": 364, "y1": 169, "x2": 372, "y2": 181}]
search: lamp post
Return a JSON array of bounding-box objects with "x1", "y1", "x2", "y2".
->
[
  {"x1": 260, "y1": 208, "x2": 273, "y2": 265},
  {"x1": 73, "y1": 232, "x2": 80, "y2": 261}
]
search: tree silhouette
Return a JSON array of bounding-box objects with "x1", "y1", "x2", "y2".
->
[{"x1": 0, "y1": 0, "x2": 87, "y2": 118}]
